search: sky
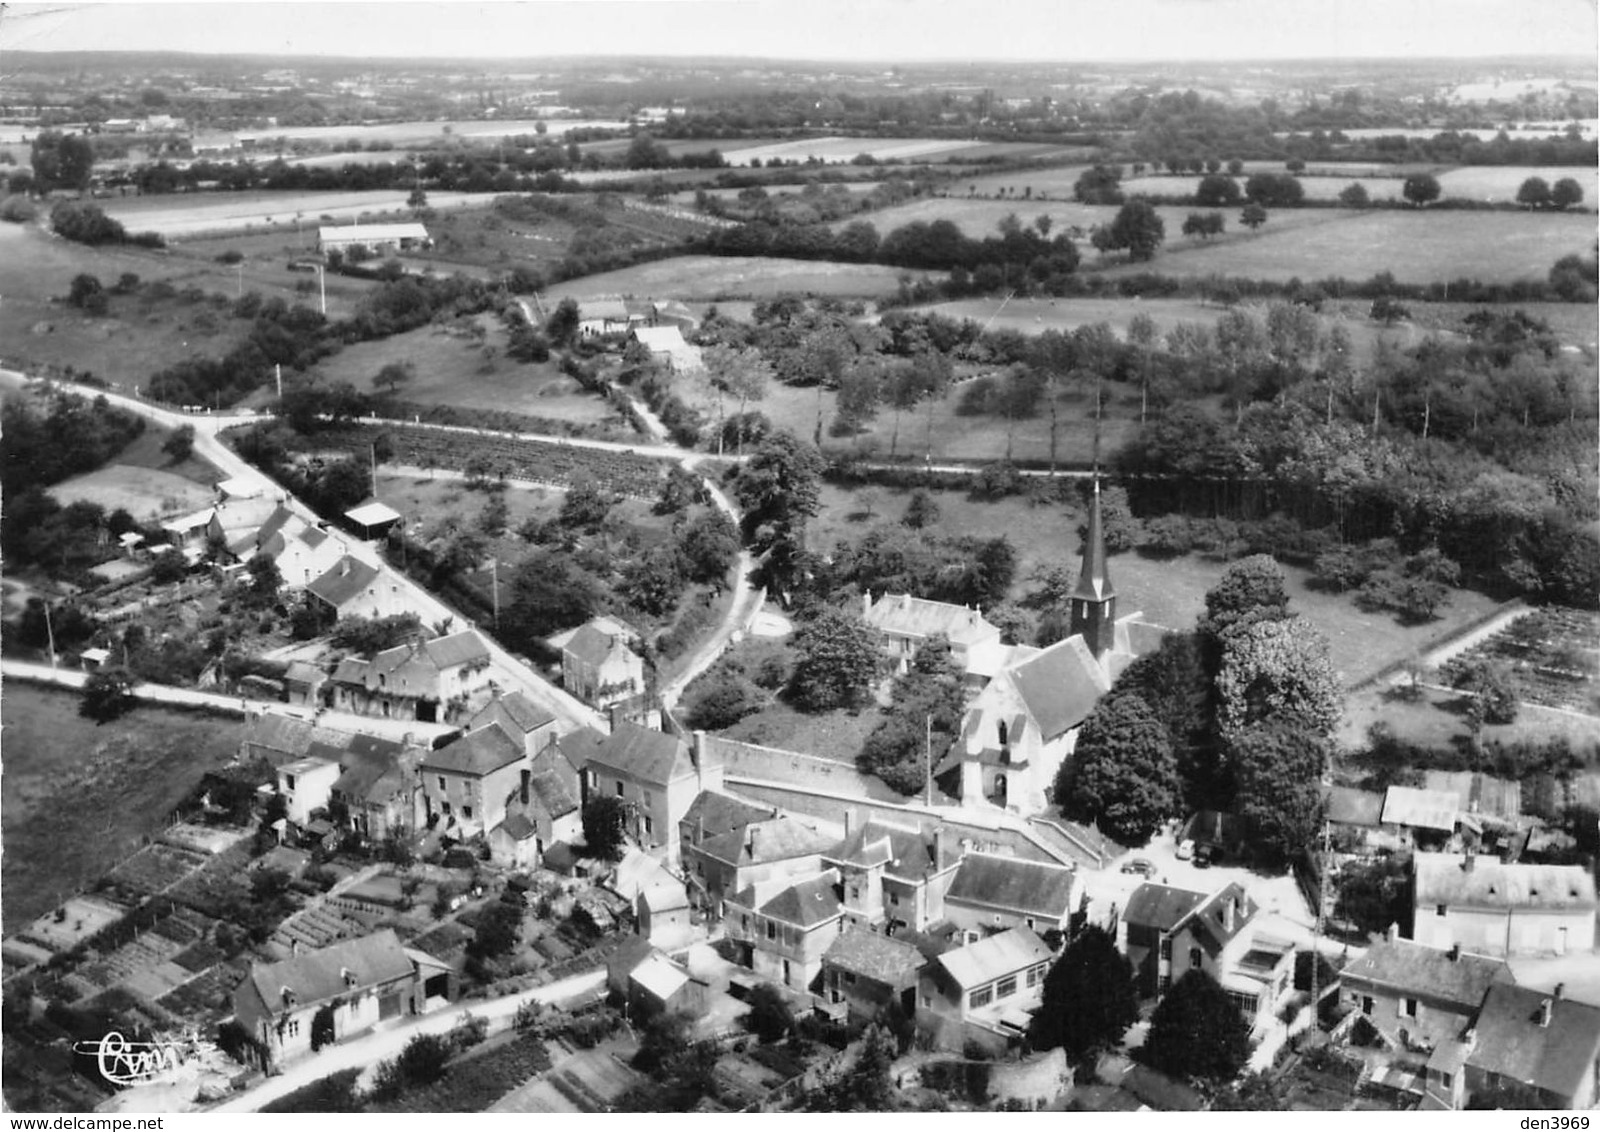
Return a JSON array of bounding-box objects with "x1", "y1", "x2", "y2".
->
[{"x1": 3, "y1": 0, "x2": 1597, "y2": 62}]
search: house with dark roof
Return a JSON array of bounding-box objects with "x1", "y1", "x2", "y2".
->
[
  {"x1": 943, "y1": 852, "x2": 1082, "y2": 941},
  {"x1": 489, "y1": 746, "x2": 582, "y2": 868},
  {"x1": 580, "y1": 725, "x2": 724, "y2": 863},
  {"x1": 823, "y1": 814, "x2": 963, "y2": 934},
  {"x1": 1456, "y1": 984, "x2": 1600, "y2": 1110},
  {"x1": 420, "y1": 722, "x2": 527, "y2": 839},
  {"x1": 329, "y1": 742, "x2": 419, "y2": 843},
  {"x1": 1411, "y1": 852, "x2": 1597, "y2": 957},
  {"x1": 1120, "y1": 883, "x2": 1208, "y2": 997},
  {"x1": 553, "y1": 616, "x2": 646, "y2": 710},
  {"x1": 1325, "y1": 785, "x2": 1391, "y2": 850},
  {"x1": 860, "y1": 591, "x2": 1001, "y2": 676},
  {"x1": 1382, "y1": 786, "x2": 1463, "y2": 848},
  {"x1": 230, "y1": 929, "x2": 448, "y2": 1066},
  {"x1": 942, "y1": 483, "x2": 1165, "y2": 815},
  {"x1": 821, "y1": 927, "x2": 926, "y2": 1024},
  {"x1": 680, "y1": 791, "x2": 776, "y2": 863},
  {"x1": 332, "y1": 629, "x2": 495, "y2": 724},
  {"x1": 306, "y1": 554, "x2": 403, "y2": 621},
  {"x1": 916, "y1": 926, "x2": 1052, "y2": 1053},
  {"x1": 468, "y1": 691, "x2": 558, "y2": 758},
  {"x1": 1339, "y1": 930, "x2": 1514, "y2": 1054},
  {"x1": 723, "y1": 869, "x2": 845, "y2": 992},
  {"x1": 684, "y1": 813, "x2": 837, "y2": 916}
]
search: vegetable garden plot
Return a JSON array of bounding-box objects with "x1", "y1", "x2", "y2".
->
[{"x1": 1442, "y1": 606, "x2": 1600, "y2": 715}]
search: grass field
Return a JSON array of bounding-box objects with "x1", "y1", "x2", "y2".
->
[
  {"x1": 809, "y1": 481, "x2": 1506, "y2": 690},
  {"x1": 1104, "y1": 208, "x2": 1595, "y2": 285},
  {"x1": 544, "y1": 254, "x2": 938, "y2": 301},
  {"x1": 0, "y1": 684, "x2": 244, "y2": 932},
  {"x1": 303, "y1": 316, "x2": 622, "y2": 427},
  {"x1": 844, "y1": 195, "x2": 1350, "y2": 241},
  {"x1": 101, "y1": 189, "x2": 499, "y2": 238},
  {"x1": 715, "y1": 136, "x2": 1042, "y2": 167},
  {"x1": 1434, "y1": 165, "x2": 1600, "y2": 203},
  {"x1": 49, "y1": 465, "x2": 216, "y2": 521},
  {"x1": 232, "y1": 118, "x2": 632, "y2": 147}
]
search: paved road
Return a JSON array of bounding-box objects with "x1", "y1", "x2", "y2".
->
[{"x1": 209, "y1": 967, "x2": 607, "y2": 1113}]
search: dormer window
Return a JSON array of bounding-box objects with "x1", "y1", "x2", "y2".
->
[
  {"x1": 341, "y1": 967, "x2": 357, "y2": 988},
  {"x1": 281, "y1": 987, "x2": 297, "y2": 1008}
]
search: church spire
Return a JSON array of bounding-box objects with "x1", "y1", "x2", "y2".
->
[{"x1": 1070, "y1": 478, "x2": 1117, "y2": 656}]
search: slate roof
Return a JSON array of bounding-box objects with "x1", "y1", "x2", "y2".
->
[
  {"x1": 422, "y1": 724, "x2": 523, "y2": 777},
  {"x1": 1326, "y1": 785, "x2": 1386, "y2": 827},
  {"x1": 862, "y1": 593, "x2": 1000, "y2": 648},
  {"x1": 1413, "y1": 853, "x2": 1598, "y2": 912},
  {"x1": 825, "y1": 820, "x2": 961, "y2": 880},
  {"x1": 1423, "y1": 771, "x2": 1523, "y2": 823},
  {"x1": 1006, "y1": 634, "x2": 1110, "y2": 740},
  {"x1": 1340, "y1": 937, "x2": 1512, "y2": 1009},
  {"x1": 563, "y1": 617, "x2": 638, "y2": 667},
  {"x1": 631, "y1": 953, "x2": 692, "y2": 1002},
  {"x1": 1179, "y1": 882, "x2": 1258, "y2": 952},
  {"x1": 242, "y1": 713, "x2": 316, "y2": 757},
  {"x1": 308, "y1": 556, "x2": 381, "y2": 609},
  {"x1": 242, "y1": 929, "x2": 414, "y2": 1014},
  {"x1": 554, "y1": 727, "x2": 608, "y2": 772},
  {"x1": 934, "y1": 926, "x2": 1051, "y2": 989},
  {"x1": 471, "y1": 691, "x2": 555, "y2": 735},
  {"x1": 332, "y1": 753, "x2": 408, "y2": 804},
  {"x1": 944, "y1": 852, "x2": 1078, "y2": 918},
  {"x1": 353, "y1": 630, "x2": 491, "y2": 694},
  {"x1": 1072, "y1": 482, "x2": 1115, "y2": 603},
  {"x1": 590, "y1": 723, "x2": 694, "y2": 787},
  {"x1": 748, "y1": 872, "x2": 841, "y2": 928},
  {"x1": 1468, "y1": 984, "x2": 1600, "y2": 1101},
  {"x1": 823, "y1": 928, "x2": 926, "y2": 985},
  {"x1": 682, "y1": 790, "x2": 776, "y2": 840},
  {"x1": 528, "y1": 766, "x2": 579, "y2": 819},
  {"x1": 1122, "y1": 883, "x2": 1208, "y2": 933},
  {"x1": 700, "y1": 816, "x2": 836, "y2": 868},
  {"x1": 497, "y1": 812, "x2": 538, "y2": 841},
  {"x1": 1383, "y1": 786, "x2": 1461, "y2": 833}
]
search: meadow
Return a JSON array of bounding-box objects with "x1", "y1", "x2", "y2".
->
[
  {"x1": 0, "y1": 684, "x2": 244, "y2": 933},
  {"x1": 843, "y1": 195, "x2": 1351, "y2": 241},
  {"x1": 543, "y1": 254, "x2": 938, "y2": 301},
  {"x1": 1106, "y1": 208, "x2": 1597, "y2": 285},
  {"x1": 101, "y1": 188, "x2": 498, "y2": 238},
  {"x1": 714, "y1": 136, "x2": 1068, "y2": 167}
]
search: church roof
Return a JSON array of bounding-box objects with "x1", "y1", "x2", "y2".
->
[
  {"x1": 1072, "y1": 480, "x2": 1116, "y2": 603},
  {"x1": 1007, "y1": 635, "x2": 1111, "y2": 740}
]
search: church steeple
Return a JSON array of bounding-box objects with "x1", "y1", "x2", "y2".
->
[{"x1": 1070, "y1": 479, "x2": 1117, "y2": 657}]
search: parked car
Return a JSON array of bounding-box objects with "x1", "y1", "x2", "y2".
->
[
  {"x1": 1176, "y1": 839, "x2": 1195, "y2": 860},
  {"x1": 1121, "y1": 858, "x2": 1157, "y2": 877},
  {"x1": 1193, "y1": 844, "x2": 1219, "y2": 868}
]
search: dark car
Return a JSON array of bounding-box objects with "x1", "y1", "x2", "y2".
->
[
  {"x1": 1120, "y1": 858, "x2": 1157, "y2": 877},
  {"x1": 1193, "y1": 844, "x2": 1221, "y2": 868}
]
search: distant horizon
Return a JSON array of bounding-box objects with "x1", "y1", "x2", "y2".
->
[{"x1": 4, "y1": 0, "x2": 1596, "y2": 65}]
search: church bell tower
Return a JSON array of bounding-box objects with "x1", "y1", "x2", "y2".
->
[{"x1": 1069, "y1": 480, "x2": 1117, "y2": 658}]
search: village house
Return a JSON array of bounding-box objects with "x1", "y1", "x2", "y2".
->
[
  {"x1": 943, "y1": 851, "x2": 1083, "y2": 941},
  {"x1": 860, "y1": 591, "x2": 1002, "y2": 676},
  {"x1": 576, "y1": 298, "x2": 643, "y2": 339},
  {"x1": 1427, "y1": 984, "x2": 1600, "y2": 1110},
  {"x1": 488, "y1": 749, "x2": 582, "y2": 868},
  {"x1": 821, "y1": 927, "x2": 927, "y2": 1024},
  {"x1": 680, "y1": 790, "x2": 778, "y2": 902},
  {"x1": 331, "y1": 629, "x2": 495, "y2": 723},
  {"x1": 1120, "y1": 883, "x2": 1208, "y2": 998},
  {"x1": 682, "y1": 813, "x2": 837, "y2": 916},
  {"x1": 1410, "y1": 852, "x2": 1597, "y2": 957},
  {"x1": 580, "y1": 725, "x2": 723, "y2": 863},
  {"x1": 939, "y1": 484, "x2": 1165, "y2": 814},
  {"x1": 419, "y1": 722, "x2": 526, "y2": 839},
  {"x1": 230, "y1": 929, "x2": 449, "y2": 1067},
  {"x1": 553, "y1": 616, "x2": 647, "y2": 710},
  {"x1": 631, "y1": 324, "x2": 704, "y2": 373},
  {"x1": 916, "y1": 926, "x2": 1052, "y2": 1053},
  {"x1": 318, "y1": 222, "x2": 432, "y2": 257},
  {"x1": 823, "y1": 814, "x2": 963, "y2": 935},
  {"x1": 1339, "y1": 930, "x2": 1514, "y2": 1054},
  {"x1": 328, "y1": 740, "x2": 419, "y2": 843},
  {"x1": 723, "y1": 870, "x2": 845, "y2": 992},
  {"x1": 637, "y1": 884, "x2": 695, "y2": 951},
  {"x1": 275, "y1": 755, "x2": 342, "y2": 826},
  {"x1": 207, "y1": 497, "x2": 283, "y2": 559},
  {"x1": 306, "y1": 555, "x2": 405, "y2": 622},
  {"x1": 625, "y1": 950, "x2": 709, "y2": 1022},
  {"x1": 468, "y1": 691, "x2": 559, "y2": 758}
]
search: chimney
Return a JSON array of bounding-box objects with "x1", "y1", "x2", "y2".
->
[
  {"x1": 1222, "y1": 897, "x2": 1235, "y2": 933},
  {"x1": 1539, "y1": 998, "x2": 1554, "y2": 1028},
  {"x1": 695, "y1": 815, "x2": 705, "y2": 846},
  {"x1": 844, "y1": 808, "x2": 855, "y2": 838},
  {"x1": 932, "y1": 825, "x2": 946, "y2": 871},
  {"x1": 1448, "y1": 943, "x2": 1461, "y2": 961},
  {"x1": 748, "y1": 825, "x2": 759, "y2": 859},
  {"x1": 862, "y1": 592, "x2": 872, "y2": 618},
  {"x1": 1463, "y1": 853, "x2": 1476, "y2": 873},
  {"x1": 900, "y1": 593, "x2": 911, "y2": 610},
  {"x1": 1387, "y1": 921, "x2": 1400, "y2": 943},
  {"x1": 520, "y1": 768, "x2": 530, "y2": 806},
  {"x1": 1554, "y1": 983, "x2": 1565, "y2": 1001}
]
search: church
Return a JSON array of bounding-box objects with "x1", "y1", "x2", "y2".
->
[{"x1": 936, "y1": 482, "x2": 1168, "y2": 816}]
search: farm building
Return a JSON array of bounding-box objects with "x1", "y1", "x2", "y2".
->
[
  {"x1": 318, "y1": 223, "x2": 431, "y2": 257},
  {"x1": 1411, "y1": 853, "x2": 1597, "y2": 957},
  {"x1": 344, "y1": 499, "x2": 403, "y2": 540},
  {"x1": 631, "y1": 325, "x2": 703, "y2": 373},
  {"x1": 553, "y1": 615, "x2": 646, "y2": 711},
  {"x1": 306, "y1": 555, "x2": 405, "y2": 621},
  {"x1": 916, "y1": 926, "x2": 1052, "y2": 1053},
  {"x1": 861, "y1": 591, "x2": 1002, "y2": 676}
]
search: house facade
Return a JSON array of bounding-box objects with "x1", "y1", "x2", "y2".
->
[
  {"x1": 916, "y1": 926, "x2": 1052, "y2": 1053},
  {"x1": 1456, "y1": 985, "x2": 1600, "y2": 1110},
  {"x1": 307, "y1": 555, "x2": 405, "y2": 622},
  {"x1": 824, "y1": 816, "x2": 962, "y2": 935},
  {"x1": 556, "y1": 616, "x2": 647, "y2": 710},
  {"x1": 1339, "y1": 931, "x2": 1513, "y2": 1054},
  {"x1": 331, "y1": 630, "x2": 495, "y2": 724},
  {"x1": 723, "y1": 870, "x2": 846, "y2": 992},
  {"x1": 580, "y1": 724, "x2": 722, "y2": 862},
  {"x1": 860, "y1": 592, "x2": 1002, "y2": 675},
  {"x1": 821, "y1": 927, "x2": 926, "y2": 1024},
  {"x1": 683, "y1": 814, "x2": 836, "y2": 917},
  {"x1": 419, "y1": 723, "x2": 526, "y2": 839},
  {"x1": 1411, "y1": 853, "x2": 1597, "y2": 957},
  {"x1": 276, "y1": 756, "x2": 342, "y2": 826},
  {"x1": 943, "y1": 852, "x2": 1082, "y2": 941}
]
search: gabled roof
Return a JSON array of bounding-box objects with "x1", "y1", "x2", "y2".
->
[
  {"x1": 590, "y1": 723, "x2": 694, "y2": 788},
  {"x1": 554, "y1": 726, "x2": 608, "y2": 771},
  {"x1": 862, "y1": 593, "x2": 1000, "y2": 648},
  {"x1": 630, "y1": 953, "x2": 693, "y2": 1002},
  {"x1": 1176, "y1": 882, "x2": 1257, "y2": 952},
  {"x1": 1468, "y1": 984, "x2": 1600, "y2": 1101},
  {"x1": 823, "y1": 928, "x2": 926, "y2": 985},
  {"x1": 497, "y1": 812, "x2": 539, "y2": 842},
  {"x1": 682, "y1": 790, "x2": 776, "y2": 839},
  {"x1": 527, "y1": 766, "x2": 579, "y2": 819},
  {"x1": 307, "y1": 556, "x2": 381, "y2": 609},
  {"x1": 700, "y1": 816, "x2": 835, "y2": 868},
  {"x1": 934, "y1": 926, "x2": 1051, "y2": 989},
  {"x1": 471, "y1": 691, "x2": 555, "y2": 736},
  {"x1": 1423, "y1": 771, "x2": 1523, "y2": 823},
  {"x1": 1341, "y1": 937, "x2": 1512, "y2": 1009},
  {"x1": 748, "y1": 872, "x2": 841, "y2": 929},
  {"x1": 422, "y1": 723, "x2": 523, "y2": 778},
  {"x1": 563, "y1": 619, "x2": 638, "y2": 668},
  {"x1": 944, "y1": 852, "x2": 1077, "y2": 919},
  {"x1": 243, "y1": 929, "x2": 414, "y2": 1013},
  {"x1": 1326, "y1": 785, "x2": 1385, "y2": 828},
  {"x1": 1413, "y1": 853, "x2": 1597, "y2": 912},
  {"x1": 1383, "y1": 786, "x2": 1460, "y2": 833},
  {"x1": 344, "y1": 499, "x2": 403, "y2": 528},
  {"x1": 1122, "y1": 883, "x2": 1208, "y2": 933},
  {"x1": 825, "y1": 819, "x2": 960, "y2": 881},
  {"x1": 242, "y1": 713, "x2": 317, "y2": 756},
  {"x1": 1005, "y1": 634, "x2": 1110, "y2": 740}
]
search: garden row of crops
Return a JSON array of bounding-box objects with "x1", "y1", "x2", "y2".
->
[{"x1": 1442, "y1": 606, "x2": 1600, "y2": 715}]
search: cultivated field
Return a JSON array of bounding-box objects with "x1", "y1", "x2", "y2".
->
[
  {"x1": 101, "y1": 189, "x2": 501, "y2": 238},
  {"x1": 1120, "y1": 173, "x2": 1411, "y2": 202},
  {"x1": 1107, "y1": 208, "x2": 1597, "y2": 285},
  {"x1": 0, "y1": 684, "x2": 244, "y2": 932},
  {"x1": 1435, "y1": 165, "x2": 1600, "y2": 203},
  {"x1": 715, "y1": 136, "x2": 1062, "y2": 167},
  {"x1": 843, "y1": 195, "x2": 1351, "y2": 240},
  {"x1": 49, "y1": 465, "x2": 216, "y2": 521},
  {"x1": 544, "y1": 254, "x2": 938, "y2": 300},
  {"x1": 231, "y1": 118, "x2": 632, "y2": 147}
]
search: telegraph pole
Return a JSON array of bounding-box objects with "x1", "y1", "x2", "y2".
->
[{"x1": 924, "y1": 714, "x2": 933, "y2": 807}]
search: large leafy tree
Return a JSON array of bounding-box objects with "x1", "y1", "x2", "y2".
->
[
  {"x1": 30, "y1": 130, "x2": 95, "y2": 193},
  {"x1": 733, "y1": 431, "x2": 824, "y2": 594},
  {"x1": 1141, "y1": 969, "x2": 1251, "y2": 1083},
  {"x1": 581, "y1": 795, "x2": 630, "y2": 860},
  {"x1": 858, "y1": 636, "x2": 965, "y2": 794},
  {"x1": 1402, "y1": 172, "x2": 1441, "y2": 207},
  {"x1": 1107, "y1": 199, "x2": 1166, "y2": 262},
  {"x1": 1216, "y1": 616, "x2": 1341, "y2": 743},
  {"x1": 1229, "y1": 723, "x2": 1327, "y2": 863},
  {"x1": 789, "y1": 605, "x2": 881, "y2": 712},
  {"x1": 1114, "y1": 632, "x2": 1217, "y2": 805},
  {"x1": 1199, "y1": 554, "x2": 1292, "y2": 648},
  {"x1": 1030, "y1": 925, "x2": 1139, "y2": 1062},
  {"x1": 1056, "y1": 690, "x2": 1181, "y2": 845}
]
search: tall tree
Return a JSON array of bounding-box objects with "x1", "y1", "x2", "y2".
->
[
  {"x1": 1199, "y1": 554, "x2": 1292, "y2": 649},
  {"x1": 1229, "y1": 723, "x2": 1327, "y2": 863},
  {"x1": 581, "y1": 795, "x2": 630, "y2": 860},
  {"x1": 1108, "y1": 199, "x2": 1166, "y2": 262},
  {"x1": 1141, "y1": 969, "x2": 1251, "y2": 1082},
  {"x1": 1055, "y1": 690, "x2": 1182, "y2": 845},
  {"x1": 789, "y1": 605, "x2": 881, "y2": 712},
  {"x1": 1515, "y1": 176, "x2": 1552, "y2": 210},
  {"x1": 30, "y1": 130, "x2": 95, "y2": 193},
  {"x1": 1402, "y1": 172, "x2": 1441, "y2": 207},
  {"x1": 1029, "y1": 925, "x2": 1140, "y2": 1062},
  {"x1": 1216, "y1": 615, "x2": 1341, "y2": 742},
  {"x1": 1549, "y1": 177, "x2": 1584, "y2": 210}
]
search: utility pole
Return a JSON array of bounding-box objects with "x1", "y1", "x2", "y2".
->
[
  {"x1": 370, "y1": 443, "x2": 378, "y2": 499},
  {"x1": 275, "y1": 363, "x2": 282, "y2": 401},
  {"x1": 43, "y1": 600, "x2": 57, "y2": 669},
  {"x1": 1309, "y1": 814, "x2": 1331, "y2": 1033},
  {"x1": 924, "y1": 714, "x2": 933, "y2": 807},
  {"x1": 491, "y1": 558, "x2": 500, "y2": 630}
]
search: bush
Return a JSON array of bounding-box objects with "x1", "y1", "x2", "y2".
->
[{"x1": 0, "y1": 194, "x2": 37, "y2": 223}]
